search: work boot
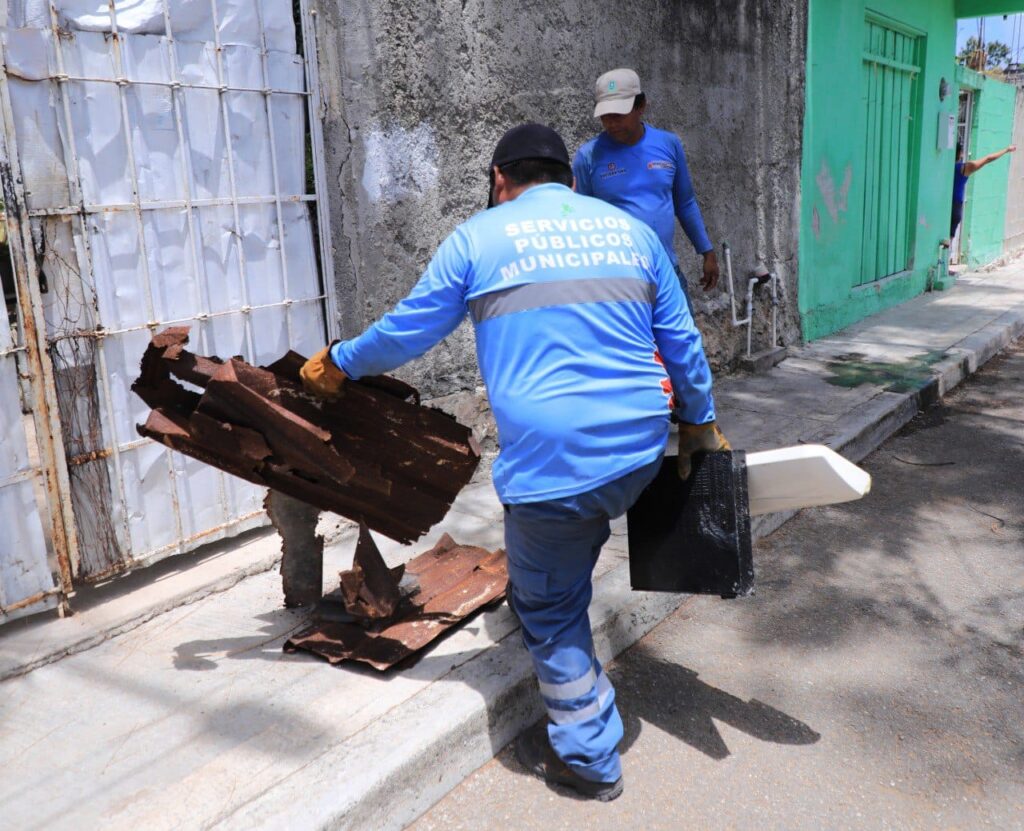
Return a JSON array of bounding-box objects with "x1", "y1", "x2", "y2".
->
[{"x1": 514, "y1": 721, "x2": 624, "y2": 802}]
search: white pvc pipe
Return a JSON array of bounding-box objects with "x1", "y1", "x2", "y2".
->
[
  {"x1": 723, "y1": 242, "x2": 751, "y2": 327},
  {"x1": 745, "y1": 277, "x2": 757, "y2": 357}
]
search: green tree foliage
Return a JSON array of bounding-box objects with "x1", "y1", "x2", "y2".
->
[
  {"x1": 985, "y1": 40, "x2": 1011, "y2": 68},
  {"x1": 958, "y1": 36, "x2": 1012, "y2": 69}
]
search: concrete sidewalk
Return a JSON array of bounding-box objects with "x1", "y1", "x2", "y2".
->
[{"x1": 2, "y1": 255, "x2": 1023, "y2": 831}]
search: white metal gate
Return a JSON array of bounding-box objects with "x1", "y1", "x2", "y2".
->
[
  {"x1": 0, "y1": 204, "x2": 74, "y2": 622},
  {"x1": 0, "y1": 0, "x2": 336, "y2": 617}
]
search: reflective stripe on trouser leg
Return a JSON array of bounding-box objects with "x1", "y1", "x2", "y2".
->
[
  {"x1": 544, "y1": 659, "x2": 614, "y2": 726},
  {"x1": 504, "y1": 457, "x2": 663, "y2": 784}
]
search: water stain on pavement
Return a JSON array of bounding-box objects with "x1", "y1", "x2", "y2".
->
[{"x1": 824, "y1": 349, "x2": 949, "y2": 393}]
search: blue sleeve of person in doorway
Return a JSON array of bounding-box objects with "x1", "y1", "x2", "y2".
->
[
  {"x1": 329, "y1": 229, "x2": 473, "y2": 379},
  {"x1": 670, "y1": 133, "x2": 712, "y2": 255}
]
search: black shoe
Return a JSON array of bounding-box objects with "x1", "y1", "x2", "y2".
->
[{"x1": 514, "y1": 721, "x2": 624, "y2": 802}]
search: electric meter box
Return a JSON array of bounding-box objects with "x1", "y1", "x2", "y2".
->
[{"x1": 938, "y1": 112, "x2": 956, "y2": 151}]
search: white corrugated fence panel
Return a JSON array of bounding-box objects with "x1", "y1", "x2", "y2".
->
[
  {"x1": 0, "y1": 302, "x2": 57, "y2": 620},
  {"x1": 1, "y1": 0, "x2": 329, "y2": 582},
  {"x1": 10, "y1": 0, "x2": 295, "y2": 50}
]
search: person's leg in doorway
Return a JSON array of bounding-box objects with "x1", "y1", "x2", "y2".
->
[{"x1": 950, "y1": 200, "x2": 964, "y2": 240}]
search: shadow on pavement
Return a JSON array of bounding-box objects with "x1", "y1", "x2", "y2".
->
[
  {"x1": 492, "y1": 640, "x2": 820, "y2": 800},
  {"x1": 172, "y1": 609, "x2": 310, "y2": 670},
  {"x1": 614, "y1": 644, "x2": 820, "y2": 761},
  {"x1": 742, "y1": 341, "x2": 1024, "y2": 655}
]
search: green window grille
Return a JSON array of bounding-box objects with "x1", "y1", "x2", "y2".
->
[{"x1": 860, "y1": 16, "x2": 922, "y2": 285}]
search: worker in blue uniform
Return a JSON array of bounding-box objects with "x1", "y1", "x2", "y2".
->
[
  {"x1": 573, "y1": 68, "x2": 718, "y2": 310},
  {"x1": 300, "y1": 123, "x2": 728, "y2": 801}
]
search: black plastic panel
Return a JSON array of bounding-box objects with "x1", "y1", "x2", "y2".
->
[{"x1": 627, "y1": 451, "x2": 753, "y2": 598}]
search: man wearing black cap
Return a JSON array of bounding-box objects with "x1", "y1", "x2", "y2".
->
[{"x1": 300, "y1": 123, "x2": 726, "y2": 801}]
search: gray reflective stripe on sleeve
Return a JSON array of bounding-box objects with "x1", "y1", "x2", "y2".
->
[
  {"x1": 538, "y1": 665, "x2": 597, "y2": 702},
  {"x1": 469, "y1": 277, "x2": 656, "y2": 323},
  {"x1": 546, "y1": 671, "x2": 613, "y2": 726}
]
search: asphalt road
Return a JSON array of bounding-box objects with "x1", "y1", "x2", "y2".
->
[{"x1": 409, "y1": 340, "x2": 1024, "y2": 831}]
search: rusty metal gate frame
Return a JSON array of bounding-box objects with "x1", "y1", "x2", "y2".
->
[
  {"x1": 0, "y1": 118, "x2": 77, "y2": 620},
  {"x1": 0, "y1": 0, "x2": 337, "y2": 616}
]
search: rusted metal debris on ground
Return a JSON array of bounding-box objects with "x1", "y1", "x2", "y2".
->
[
  {"x1": 339, "y1": 522, "x2": 406, "y2": 619},
  {"x1": 264, "y1": 490, "x2": 323, "y2": 608},
  {"x1": 284, "y1": 529, "x2": 507, "y2": 671},
  {"x1": 132, "y1": 327, "x2": 481, "y2": 543}
]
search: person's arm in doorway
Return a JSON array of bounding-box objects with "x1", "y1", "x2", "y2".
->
[{"x1": 963, "y1": 144, "x2": 1016, "y2": 176}]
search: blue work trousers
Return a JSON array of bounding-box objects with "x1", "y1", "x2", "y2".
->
[{"x1": 504, "y1": 456, "x2": 662, "y2": 783}]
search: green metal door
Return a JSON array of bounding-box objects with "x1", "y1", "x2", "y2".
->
[{"x1": 860, "y1": 16, "x2": 922, "y2": 285}]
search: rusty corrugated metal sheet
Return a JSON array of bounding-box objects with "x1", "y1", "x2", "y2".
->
[
  {"x1": 338, "y1": 523, "x2": 405, "y2": 619},
  {"x1": 284, "y1": 532, "x2": 507, "y2": 671},
  {"x1": 132, "y1": 327, "x2": 480, "y2": 543}
]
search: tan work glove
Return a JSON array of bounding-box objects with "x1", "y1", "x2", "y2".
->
[
  {"x1": 299, "y1": 344, "x2": 347, "y2": 400},
  {"x1": 676, "y1": 421, "x2": 730, "y2": 480}
]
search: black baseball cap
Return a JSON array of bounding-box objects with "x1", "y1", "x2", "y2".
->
[{"x1": 487, "y1": 123, "x2": 571, "y2": 208}]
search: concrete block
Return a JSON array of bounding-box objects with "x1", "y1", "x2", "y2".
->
[{"x1": 739, "y1": 346, "x2": 788, "y2": 374}]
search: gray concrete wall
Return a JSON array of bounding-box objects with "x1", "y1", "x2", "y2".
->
[
  {"x1": 315, "y1": 0, "x2": 807, "y2": 397},
  {"x1": 1005, "y1": 87, "x2": 1024, "y2": 254}
]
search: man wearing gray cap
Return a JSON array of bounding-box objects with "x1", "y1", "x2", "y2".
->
[{"x1": 573, "y1": 68, "x2": 719, "y2": 307}]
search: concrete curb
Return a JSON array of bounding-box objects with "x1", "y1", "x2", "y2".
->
[
  {"x1": 213, "y1": 302, "x2": 1024, "y2": 831},
  {"x1": 219, "y1": 561, "x2": 689, "y2": 831}
]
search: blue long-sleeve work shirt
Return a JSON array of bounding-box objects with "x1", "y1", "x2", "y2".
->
[
  {"x1": 572, "y1": 124, "x2": 712, "y2": 267},
  {"x1": 331, "y1": 183, "x2": 716, "y2": 504}
]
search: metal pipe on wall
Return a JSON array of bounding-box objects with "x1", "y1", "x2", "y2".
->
[{"x1": 724, "y1": 242, "x2": 781, "y2": 358}]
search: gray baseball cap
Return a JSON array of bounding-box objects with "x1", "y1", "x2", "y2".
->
[{"x1": 593, "y1": 68, "x2": 642, "y2": 118}]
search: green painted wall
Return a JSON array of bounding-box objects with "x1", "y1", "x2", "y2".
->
[
  {"x1": 799, "y1": 0, "x2": 959, "y2": 341},
  {"x1": 955, "y1": 0, "x2": 1024, "y2": 17},
  {"x1": 1004, "y1": 89, "x2": 1024, "y2": 252},
  {"x1": 957, "y1": 65, "x2": 1017, "y2": 266}
]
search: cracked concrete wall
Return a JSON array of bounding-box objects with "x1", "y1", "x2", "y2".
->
[{"x1": 315, "y1": 0, "x2": 806, "y2": 397}]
